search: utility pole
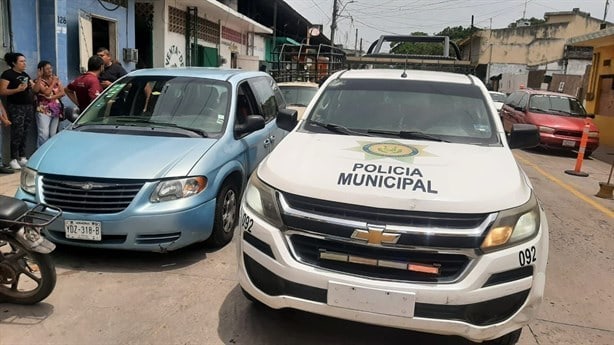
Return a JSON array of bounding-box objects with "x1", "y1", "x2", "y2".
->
[
  {"x1": 522, "y1": 0, "x2": 528, "y2": 19},
  {"x1": 331, "y1": 0, "x2": 339, "y2": 45},
  {"x1": 604, "y1": 0, "x2": 610, "y2": 22},
  {"x1": 354, "y1": 28, "x2": 358, "y2": 55}
]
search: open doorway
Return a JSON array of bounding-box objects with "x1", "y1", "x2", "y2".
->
[
  {"x1": 135, "y1": 3, "x2": 153, "y2": 69},
  {"x1": 78, "y1": 13, "x2": 117, "y2": 73}
]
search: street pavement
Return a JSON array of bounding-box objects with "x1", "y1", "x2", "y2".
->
[{"x1": 0, "y1": 148, "x2": 612, "y2": 345}]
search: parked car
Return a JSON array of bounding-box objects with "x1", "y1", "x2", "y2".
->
[
  {"x1": 16, "y1": 68, "x2": 293, "y2": 251},
  {"x1": 277, "y1": 81, "x2": 319, "y2": 120},
  {"x1": 501, "y1": 89, "x2": 599, "y2": 156},
  {"x1": 489, "y1": 91, "x2": 507, "y2": 112},
  {"x1": 238, "y1": 69, "x2": 547, "y2": 344}
]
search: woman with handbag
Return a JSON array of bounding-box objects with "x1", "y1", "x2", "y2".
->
[{"x1": 34, "y1": 60, "x2": 64, "y2": 147}]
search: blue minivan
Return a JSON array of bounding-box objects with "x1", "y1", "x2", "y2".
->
[{"x1": 16, "y1": 68, "x2": 292, "y2": 251}]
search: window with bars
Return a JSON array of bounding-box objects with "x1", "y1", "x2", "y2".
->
[{"x1": 169, "y1": 6, "x2": 220, "y2": 44}]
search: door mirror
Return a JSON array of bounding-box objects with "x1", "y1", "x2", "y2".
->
[
  {"x1": 63, "y1": 106, "x2": 80, "y2": 123},
  {"x1": 585, "y1": 113, "x2": 595, "y2": 119},
  {"x1": 508, "y1": 124, "x2": 539, "y2": 149},
  {"x1": 276, "y1": 108, "x2": 298, "y2": 131},
  {"x1": 234, "y1": 115, "x2": 265, "y2": 135}
]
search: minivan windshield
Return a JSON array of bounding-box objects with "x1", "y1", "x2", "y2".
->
[
  {"x1": 305, "y1": 79, "x2": 498, "y2": 145},
  {"x1": 528, "y1": 94, "x2": 587, "y2": 117},
  {"x1": 74, "y1": 76, "x2": 230, "y2": 137}
]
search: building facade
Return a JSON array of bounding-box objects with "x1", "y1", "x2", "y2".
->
[
  {"x1": 461, "y1": 8, "x2": 607, "y2": 94},
  {"x1": 568, "y1": 27, "x2": 614, "y2": 150}
]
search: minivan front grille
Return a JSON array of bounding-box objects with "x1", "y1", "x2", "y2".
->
[{"x1": 42, "y1": 175, "x2": 146, "y2": 214}]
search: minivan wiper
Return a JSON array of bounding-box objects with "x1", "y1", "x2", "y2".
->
[
  {"x1": 309, "y1": 120, "x2": 371, "y2": 136},
  {"x1": 114, "y1": 118, "x2": 207, "y2": 137},
  {"x1": 367, "y1": 129, "x2": 450, "y2": 142}
]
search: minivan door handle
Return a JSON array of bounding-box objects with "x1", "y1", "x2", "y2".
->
[
  {"x1": 263, "y1": 138, "x2": 271, "y2": 148},
  {"x1": 269, "y1": 135, "x2": 276, "y2": 144}
]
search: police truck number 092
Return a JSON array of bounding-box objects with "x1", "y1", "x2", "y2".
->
[
  {"x1": 519, "y1": 246, "x2": 536, "y2": 266},
  {"x1": 241, "y1": 213, "x2": 253, "y2": 232}
]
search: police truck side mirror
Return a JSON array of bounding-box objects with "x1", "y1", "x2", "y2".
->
[{"x1": 277, "y1": 108, "x2": 298, "y2": 131}]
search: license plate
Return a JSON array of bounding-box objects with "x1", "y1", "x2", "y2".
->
[
  {"x1": 327, "y1": 281, "x2": 415, "y2": 317},
  {"x1": 65, "y1": 220, "x2": 102, "y2": 241},
  {"x1": 562, "y1": 140, "x2": 576, "y2": 147}
]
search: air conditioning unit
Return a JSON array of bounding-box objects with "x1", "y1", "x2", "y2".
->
[{"x1": 123, "y1": 48, "x2": 138, "y2": 63}]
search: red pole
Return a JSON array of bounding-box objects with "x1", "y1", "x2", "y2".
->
[{"x1": 565, "y1": 117, "x2": 590, "y2": 177}]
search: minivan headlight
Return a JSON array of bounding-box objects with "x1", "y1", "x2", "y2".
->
[
  {"x1": 243, "y1": 173, "x2": 283, "y2": 228},
  {"x1": 20, "y1": 167, "x2": 37, "y2": 195},
  {"x1": 481, "y1": 193, "x2": 540, "y2": 252},
  {"x1": 150, "y1": 177, "x2": 207, "y2": 202}
]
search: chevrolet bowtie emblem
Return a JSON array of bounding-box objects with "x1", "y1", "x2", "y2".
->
[{"x1": 351, "y1": 228, "x2": 400, "y2": 245}]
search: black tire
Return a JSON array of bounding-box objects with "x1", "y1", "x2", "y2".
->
[
  {"x1": 206, "y1": 181, "x2": 239, "y2": 247},
  {"x1": 483, "y1": 329, "x2": 522, "y2": 345},
  {"x1": 0, "y1": 236, "x2": 57, "y2": 304}
]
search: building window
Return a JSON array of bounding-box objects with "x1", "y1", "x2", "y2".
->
[{"x1": 169, "y1": 7, "x2": 186, "y2": 35}]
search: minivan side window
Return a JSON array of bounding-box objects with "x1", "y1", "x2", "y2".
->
[
  {"x1": 236, "y1": 82, "x2": 260, "y2": 125},
  {"x1": 249, "y1": 76, "x2": 278, "y2": 122}
]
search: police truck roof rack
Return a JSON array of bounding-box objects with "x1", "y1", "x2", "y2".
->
[{"x1": 346, "y1": 35, "x2": 474, "y2": 75}]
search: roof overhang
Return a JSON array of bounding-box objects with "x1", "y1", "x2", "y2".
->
[
  {"x1": 568, "y1": 27, "x2": 614, "y2": 48},
  {"x1": 175, "y1": 0, "x2": 272, "y2": 34}
]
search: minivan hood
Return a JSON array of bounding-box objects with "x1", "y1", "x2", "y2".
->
[
  {"x1": 528, "y1": 112, "x2": 599, "y2": 131},
  {"x1": 259, "y1": 133, "x2": 531, "y2": 213},
  {"x1": 29, "y1": 131, "x2": 217, "y2": 179}
]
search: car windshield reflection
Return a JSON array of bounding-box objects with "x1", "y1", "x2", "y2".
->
[{"x1": 74, "y1": 76, "x2": 230, "y2": 137}]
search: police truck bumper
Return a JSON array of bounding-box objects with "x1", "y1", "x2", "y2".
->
[{"x1": 237, "y1": 205, "x2": 548, "y2": 342}]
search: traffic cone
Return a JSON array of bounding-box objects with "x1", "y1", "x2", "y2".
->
[{"x1": 564, "y1": 117, "x2": 590, "y2": 177}]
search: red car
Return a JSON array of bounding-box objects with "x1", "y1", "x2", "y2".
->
[{"x1": 501, "y1": 89, "x2": 599, "y2": 156}]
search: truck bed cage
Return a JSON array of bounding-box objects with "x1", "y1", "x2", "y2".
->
[{"x1": 270, "y1": 43, "x2": 347, "y2": 83}]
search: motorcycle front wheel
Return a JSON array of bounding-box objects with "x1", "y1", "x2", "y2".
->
[{"x1": 0, "y1": 235, "x2": 57, "y2": 304}]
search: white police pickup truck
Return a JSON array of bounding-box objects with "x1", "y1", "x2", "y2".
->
[{"x1": 237, "y1": 68, "x2": 548, "y2": 344}]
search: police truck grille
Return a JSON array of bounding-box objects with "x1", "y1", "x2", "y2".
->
[
  {"x1": 289, "y1": 234, "x2": 469, "y2": 282},
  {"x1": 280, "y1": 192, "x2": 486, "y2": 283},
  {"x1": 42, "y1": 175, "x2": 145, "y2": 214}
]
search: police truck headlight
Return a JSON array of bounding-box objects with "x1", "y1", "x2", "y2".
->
[
  {"x1": 150, "y1": 177, "x2": 207, "y2": 202},
  {"x1": 20, "y1": 167, "x2": 37, "y2": 195},
  {"x1": 244, "y1": 173, "x2": 283, "y2": 228},
  {"x1": 481, "y1": 193, "x2": 540, "y2": 252}
]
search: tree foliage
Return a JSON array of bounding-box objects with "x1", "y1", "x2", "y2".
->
[{"x1": 390, "y1": 26, "x2": 477, "y2": 56}]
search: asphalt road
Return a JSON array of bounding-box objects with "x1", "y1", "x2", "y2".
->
[{"x1": 1, "y1": 148, "x2": 613, "y2": 345}]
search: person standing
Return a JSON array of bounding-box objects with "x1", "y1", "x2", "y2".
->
[
  {"x1": 0, "y1": 100, "x2": 13, "y2": 174},
  {"x1": 0, "y1": 52, "x2": 39, "y2": 170},
  {"x1": 97, "y1": 47, "x2": 127, "y2": 88},
  {"x1": 34, "y1": 61, "x2": 64, "y2": 147},
  {"x1": 64, "y1": 55, "x2": 104, "y2": 110}
]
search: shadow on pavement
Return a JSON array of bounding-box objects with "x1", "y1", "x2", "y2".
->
[
  {"x1": 0, "y1": 302, "x2": 54, "y2": 325},
  {"x1": 217, "y1": 285, "x2": 477, "y2": 345},
  {"x1": 49, "y1": 241, "x2": 214, "y2": 274},
  {"x1": 523, "y1": 146, "x2": 594, "y2": 160}
]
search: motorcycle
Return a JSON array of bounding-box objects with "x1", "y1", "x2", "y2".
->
[{"x1": 0, "y1": 195, "x2": 61, "y2": 304}]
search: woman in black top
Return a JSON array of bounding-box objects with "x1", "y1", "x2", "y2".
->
[{"x1": 0, "y1": 52, "x2": 41, "y2": 170}]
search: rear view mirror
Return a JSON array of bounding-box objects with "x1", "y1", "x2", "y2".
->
[
  {"x1": 234, "y1": 115, "x2": 265, "y2": 135},
  {"x1": 63, "y1": 106, "x2": 80, "y2": 123},
  {"x1": 508, "y1": 124, "x2": 539, "y2": 149}
]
